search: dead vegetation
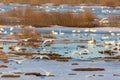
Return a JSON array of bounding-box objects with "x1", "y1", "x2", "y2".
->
[
  {"x1": 72, "y1": 68, "x2": 105, "y2": 71},
  {"x1": 3, "y1": 8, "x2": 98, "y2": 27},
  {"x1": 0, "y1": 53, "x2": 8, "y2": 59},
  {"x1": 1, "y1": 75, "x2": 20, "y2": 78},
  {"x1": 1, "y1": 0, "x2": 120, "y2": 7}
]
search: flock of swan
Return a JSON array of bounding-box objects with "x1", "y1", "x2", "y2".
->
[
  {"x1": 0, "y1": 27, "x2": 14, "y2": 35},
  {"x1": 42, "y1": 28, "x2": 120, "y2": 58},
  {"x1": 51, "y1": 28, "x2": 97, "y2": 35}
]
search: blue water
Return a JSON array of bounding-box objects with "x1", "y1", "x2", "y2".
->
[
  {"x1": 0, "y1": 27, "x2": 119, "y2": 60},
  {"x1": 0, "y1": 3, "x2": 120, "y2": 18}
]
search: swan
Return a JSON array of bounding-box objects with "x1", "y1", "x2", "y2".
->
[
  {"x1": 111, "y1": 33, "x2": 115, "y2": 36},
  {"x1": 0, "y1": 28, "x2": 4, "y2": 31},
  {"x1": 84, "y1": 28, "x2": 89, "y2": 32},
  {"x1": 110, "y1": 46, "x2": 120, "y2": 53},
  {"x1": 59, "y1": 29, "x2": 64, "y2": 35},
  {"x1": 72, "y1": 30, "x2": 76, "y2": 33},
  {"x1": 72, "y1": 49, "x2": 89, "y2": 55},
  {"x1": 102, "y1": 35, "x2": 109, "y2": 39},
  {"x1": 51, "y1": 30, "x2": 58, "y2": 35},
  {"x1": 90, "y1": 29, "x2": 97, "y2": 33},
  {"x1": 39, "y1": 67, "x2": 52, "y2": 76},
  {"x1": 32, "y1": 55, "x2": 50, "y2": 59},
  {"x1": 10, "y1": 27, "x2": 14, "y2": 31},
  {"x1": 11, "y1": 59, "x2": 25, "y2": 65},
  {"x1": 77, "y1": 30, "x2": 80, "y2": 33},
  {"x1": 3, "y1": 31, "x2": 7, "y2": 34},
  {"x1": 104, "y1": 41, "x2": 115, "y2": 45},
  {"x1": 116, "y1": 33, "x2": 120, "y2": 36},
  {"x1": 88, "y1": 37, "x2": 96, "y2": 44},
  {"x1": 117, "y1": 41, "x2": 120, "y2": 46},
  {"x1": 45, "y1": 72, "x2": 51, "y2": 76},
  {"x1": 10, "y1": 32, "x2": 13, "y2": 35},
  {"x1": 14, "y1": 46, "x2": 20, "y2": 51},
  {"x1": 79, "y1": 49, "x2": 89, "y2": 55},
  {"x1": 15, "y1": 60, "x2": 24, "y2": 64},
  {"x1": 42, "y1": 39, "x2": 55, "y2": 46}
]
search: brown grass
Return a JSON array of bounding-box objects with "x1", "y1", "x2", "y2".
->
[
  {"x1": 0, "y1": 53, "x2": 8, "y2": 59},
  {"x1": 3, "y1": 8, "x2": 98, "y2": 27},
  {"x1": 8, "y1": 52, "x2": 33, "y2": 56},
  {"x1": 0, "y1": 65, "x2": 8, "y2": 68},
  {"x1": 1, "y1": 75, "x2": 20, "y2": 78},
  {"x1": 72, "y1": 68, "x2": 105, "y2": 71},
  {"x1": 1, "y1": 0, "x2": 120, "y2": 7}
]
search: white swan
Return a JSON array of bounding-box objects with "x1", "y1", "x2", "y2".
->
[
  {"x1": 51, "y1": 30, "x2": 58, "y2": 35},
  {"x1": 111, "y1": 33, "x2": 115, "y2": 36},
  {"x1": 88, "y1": 37, "x2": 96, "y2": 44},
  {"x1": 10, "y1": 27, "x2": 14, "y2": 31},
  {"x1": 3, "y1": 31, "x2": 7, "y2": 34},
  {"x1": 10, "y1": 32, "x2": 13, "y2": 35},
  {"x1": 79, "y1": 49, "x2": 89, "y2": 55},
  {"x1": 42, "y1": 39, "x2": 55, "y2": 46},
  {"x1": 0, "y1": 28, "x2": 4, "y2": 31},
  {"x1": 72, "y1": 30, "x2": 76, "y2": 33},
  {"x1": 102, "y1": 35, "x2": 109, "y2": 39},
  {"x1": 104, "y1": 41, "x2": 115, "y2": 45},
  {"x1": 32, "y1": 55, "x2": 50, "y2": 59},
  {"x1": 111, "y1": 46, "x2": 120, "y2": 53},
  {"x1": 14, "y1": 46, "x2": 20, "y2": 51},
  {"x1": 72, "y1": 49, "x2": 89, "y2": 55},
  {"x1": 84, "y1": 28, "x2": 89, "y2": 32},
  {"x1": 77, "y1": 30, "x2": 80, "y2": 33},
  {"x1": 90, "y1": 29, "x2": 97, "y2": 33},
  {"x1": 59, "y1": 29, "x2": 64, "y2": 35},
  {"x1": 13, "y1": 59, "x2": 25, "y2": 64},
  {"x1": 39, "y1": 67, "x2": 52, "y2": 76}
]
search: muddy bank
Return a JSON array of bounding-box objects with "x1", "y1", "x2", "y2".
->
[{"x1": 72, "y1": 68, "x2": 105, "y2": 71}]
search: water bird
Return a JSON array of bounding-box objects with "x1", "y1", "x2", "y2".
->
[
  {"x1": 14, "y1": 59, "x2": 25, "y2": 64},
  {"x1": 111, "y1": 33, "x2": 115, "y2": 36},
  {"x1": 51, "y1": 30, "x2": 58, "y2": 35},
  {"x1": 59, "y1": 29, "x2": 64, "y2": 35},
  {"x1": 84, "y1": 28, "x2": 89, "y2": 32},
  {"x1": 117, "y1": 41, "x2": 120, "y2": 46},
  {"x1": 10, "y1": 27, "x2": 13, "y2": 31},
  {"x1": 104, "y1": 41, "x2": 115, "y2": 45},
  {"x1": 0, "y1": 28, "x2": 4, "y2": 31},
  {"x1": 3, "y1": 31, "x2": 7, "y2": 34},
  {"x1": 88, "y1": 37, "x2": 96, "y2": 44},
  {"x1": 14, "y1": 46, "x2": 20, "y2": 51},
  {"x1": 116, "y1": 33, "x2": 120, "y2": 36},
  {"x1": 42, "y1": 39, "x2": 55, "y2": 46},
  {"x1": 9, "y1": 58, "x2": 25, "y2": 65},
  {"x1": 45, "y1": 72, "x2": 51, "y2": 76},
  {"x1": 72, "y1": 49, "x2": 89, "y2": 56},
  {"x1": 32, "y1": 55, "x2": 50, "y2": 59},
  {"x1": 102, "y1": 35, "x2": 109, "y2": 39},
  {"x1": 1, "y1": 71, "x2": 14, "y2": 75},
  {"x1": 72, "y1": 30, "x2": 76, "y2": 33},
  {"x1": 77, "y1": 30, "x2": 80, "y2": 33},
  {"x1": 39, "y1": 67, "x2": 52, "y2": 76},
  {"x1": 111, "y1": 46, "x2": 120, "y2": 53},
  {"x1": 79, "y1": 49, "x2": 89, "y2": 55},
  {"x1": 10, "y1": 32, "x2": 13, "y2": 35},
  {"x1": 90, "y1": 29, "x2": 97, "y2": 33}
]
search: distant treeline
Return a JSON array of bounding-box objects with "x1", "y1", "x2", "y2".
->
[
  {"x1": 1, "y1": 0, "x2": 120, "y2": 7},
  {"x1": 1, "y1": 8, "x2": 98, "y2": 27}
]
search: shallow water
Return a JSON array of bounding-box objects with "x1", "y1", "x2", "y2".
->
[
  {"x1": 0, "y1": 3, "x2": 120, "y2": 18},
  {"x1": 0, "y1": 59, "x2": 120, "y2": 80},
  {"x1": 0, "y1": 27, "x2": 120, "y2": 80},
  {"x1": 1, "y1": 27, "x2": 120, "y2": 59}
]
